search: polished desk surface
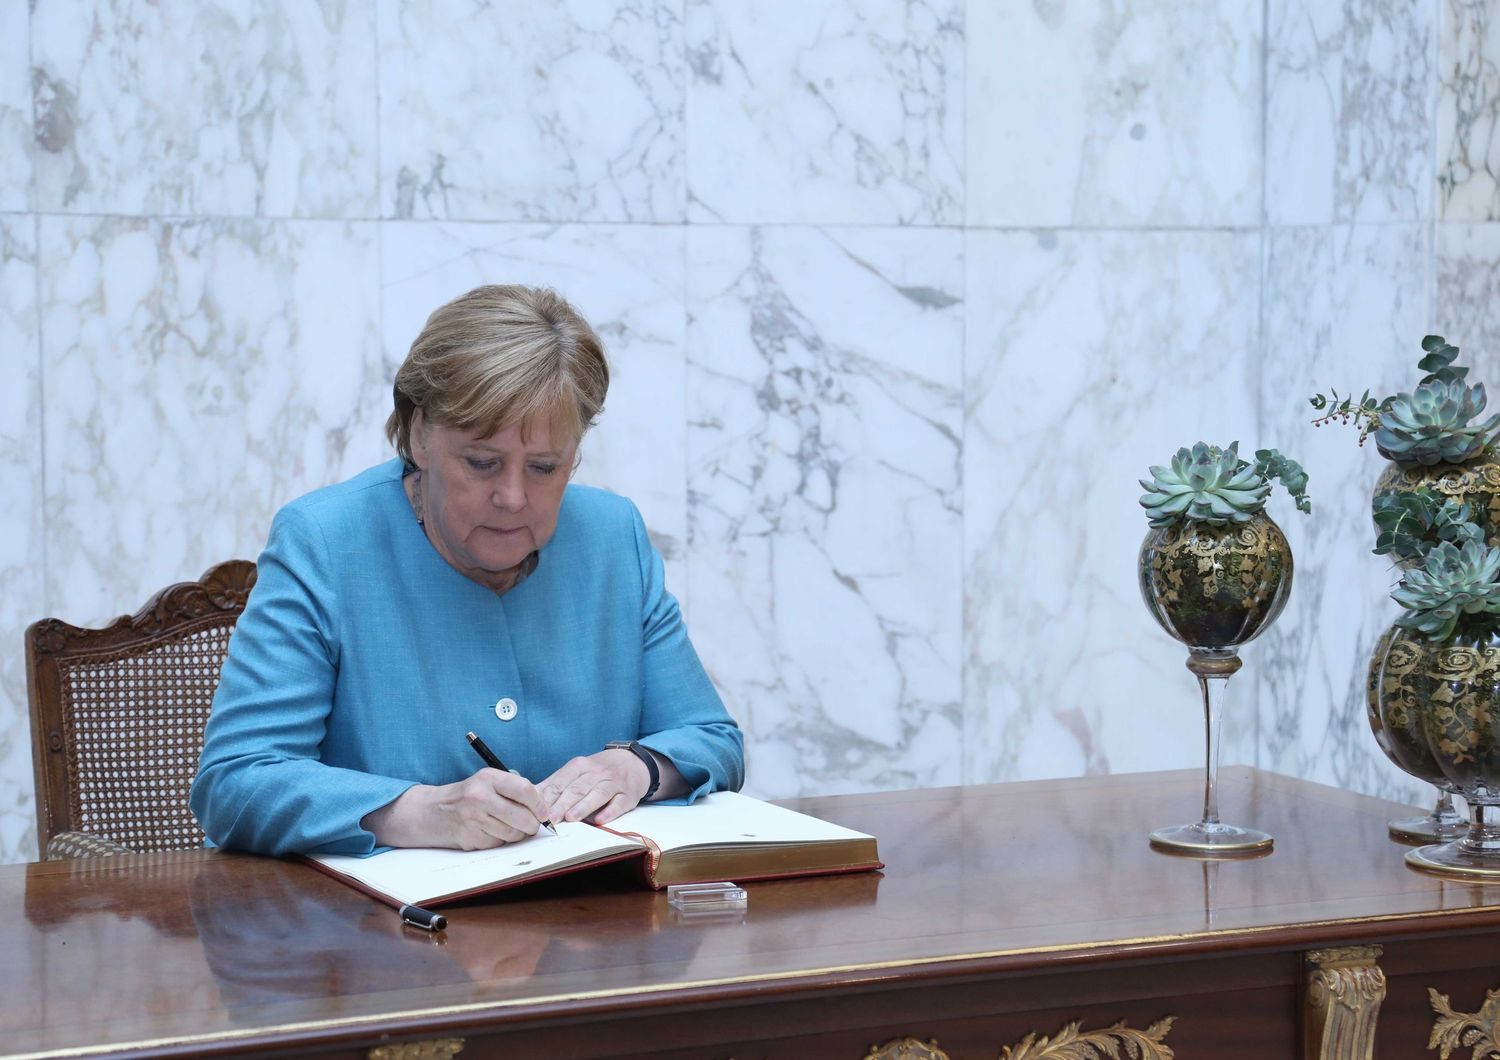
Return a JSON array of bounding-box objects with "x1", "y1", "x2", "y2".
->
[{"x1": 5, "y1": 767, "x2": 1500, "y2": 1058}]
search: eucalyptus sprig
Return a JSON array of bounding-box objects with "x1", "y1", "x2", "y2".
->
[
  {"x1": 1309, "y1": 335, "x2": 1499, "y2": 465},
  {"x1": 1371, "y1": 488, "x2": 1484, "y2": 564},
  {"x1": 1414, "y1": 334, "x2": 1472, "y2": 386},
  {"x1": 1253, "y1": 448, "x2": 1312, "y2": 515},
  {"x1": 1308, "y1": 388, "x2": 1386, "y2": 444}
]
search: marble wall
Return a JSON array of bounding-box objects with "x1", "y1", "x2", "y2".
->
[
  {"x1": 0, "y1": 0, "x2": 1490, "y2": 863},
  {"x1": 1253, "y1": 0, "x2": 1439, "y2": 804},
  {"x1": 1439, "y1": 0, "x2": 1500, "y2": 354}
]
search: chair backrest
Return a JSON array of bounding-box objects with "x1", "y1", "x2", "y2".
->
[{"x1": 25, "y1": 560, "x2": 257, "y2": 855}]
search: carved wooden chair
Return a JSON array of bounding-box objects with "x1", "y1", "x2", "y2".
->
[{"x1": 25, "y1": 560, "x2": 256, "y2": 860}]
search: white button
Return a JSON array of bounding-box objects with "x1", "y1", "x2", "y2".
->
[{"x1": 495, "y1": 697, "x2": 518, "y2": 721}]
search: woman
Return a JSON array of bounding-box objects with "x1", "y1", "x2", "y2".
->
[{"x1": 191, "y1": 285, "x2": 744, "y2": 856}]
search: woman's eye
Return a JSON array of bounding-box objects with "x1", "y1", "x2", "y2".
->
[
  {"x1": 529, "y1": 463, "x2": 558, "y2": 476},
  {"x1": 466, "y1": 458, "x2": 497, "y2": 471}
]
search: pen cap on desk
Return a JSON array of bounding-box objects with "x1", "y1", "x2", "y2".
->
[{"x1": 399, "y1": 904, "x2": 447, "y2": 931}]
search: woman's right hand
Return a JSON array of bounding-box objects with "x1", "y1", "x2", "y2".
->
[{"x1": 361, "y1": 769, "x2": 552, "y2": 849}]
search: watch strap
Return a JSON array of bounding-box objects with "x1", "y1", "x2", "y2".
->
[{"x1": 606, "y1": 740, "x2": 660, "y2": 800}]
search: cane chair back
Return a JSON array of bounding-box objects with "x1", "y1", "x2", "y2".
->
[{"x1": 25, "y1": 560, "x2": 256, "y2": 858}]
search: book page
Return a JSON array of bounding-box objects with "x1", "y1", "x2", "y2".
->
[
  {"x1": 309, "y1": 823, "x2": 643, "y2": 906},
  {"x1": 610, "y1": 791, "x2": 874, "y2": 854}
]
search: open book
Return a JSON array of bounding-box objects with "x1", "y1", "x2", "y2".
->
[{"x1": 305, "y1": 791, "x2": 882, "y2": 909}]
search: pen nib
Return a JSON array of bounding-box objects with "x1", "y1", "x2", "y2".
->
[{"x1": 542, "y1": 822, "x2": 559, "y2": 837}]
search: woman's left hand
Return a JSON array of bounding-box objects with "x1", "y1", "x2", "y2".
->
[{"x1": 538, "y1": 748, "x2": 652, "y2": 826}]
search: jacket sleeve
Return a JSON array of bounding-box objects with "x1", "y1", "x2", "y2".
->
[
  {"x1": 627, "y1": 504, "x2": 746, "y2": 801},
  {"x1": 189, "y1": 505, "x2": 415, "y2": 856}
]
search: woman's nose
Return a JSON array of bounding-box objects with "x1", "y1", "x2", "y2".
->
[{"x1": 492, "y1": 468, "x2": 526, "y2": 511}]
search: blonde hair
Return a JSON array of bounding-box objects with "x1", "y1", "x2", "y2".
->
[{"x1": 386, "y1": 285, "x2": 609, "y2": 466}]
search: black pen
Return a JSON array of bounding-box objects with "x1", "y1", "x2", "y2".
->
[
  {"x1": 399, "y1": 903, "x2": 447, "y2": 932},
  {"x1": 465, "y1": 730, "x2": 558, "y2": 835}
]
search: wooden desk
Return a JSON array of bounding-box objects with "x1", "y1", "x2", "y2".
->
[{"x1": 4, "y1": 768, "x2": 1499, "y2": 1059}]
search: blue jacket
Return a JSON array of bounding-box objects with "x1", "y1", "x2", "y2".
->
[{"x1": 190, "y1": 459, "x2": 744, "y2": 855}]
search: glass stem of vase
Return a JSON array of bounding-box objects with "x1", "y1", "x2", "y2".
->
[
  {"x1": 1434, "y1": 789, "x2": 1458, "y2": 821},
  {"x1": 1197, "y1": 672, "x2": 1227, "y2": 828},
  {"x1": 1464, "y1": 801, "x2": 1500, "y2": 854}
]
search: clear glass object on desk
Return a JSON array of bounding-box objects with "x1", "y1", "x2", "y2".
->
[
  {"x1": 667, "y1": 881, "x2": 747, "y2": 918},
  {"x1": 1366, "y1": 623, "x2": 1469, "y2": 844},
  {"x1": 1379, "y1": 626, "x2": 1500, "y2": 880},
  {"x1": 1385, "y1": 790, "x2": 1468, "y2": 844},
  {"x1": 1146, "y1": 648, "x2": 1274, "y2": 856},
  {"x1": 1138, "y1": 512, "x2": 1292, "y2": 857}
]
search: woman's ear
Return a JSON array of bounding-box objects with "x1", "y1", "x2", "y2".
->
[{"x1": 410, "y1": 409, "x2": 428, "y2": 469}]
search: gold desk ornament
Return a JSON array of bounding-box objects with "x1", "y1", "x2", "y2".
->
[
  {"x1": 1428, "y1": 985, "x2": 1500, "y2": 1059},
  {"x1": 1303, "y1": 946, "x2": 1385, "y2": 1060},
  {"x1": 863, "y1": 1037, "x2": 950, "y2": 1060},
  {"x1": 367, "y1": 1039, "x2": 465, "y2": 1060},
  {"x1": 999, "y1": 1017, "x2": 1176, "y2": 1060}
]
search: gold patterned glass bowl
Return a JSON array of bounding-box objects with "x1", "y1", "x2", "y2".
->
[
  {"x1": 1372, "y1": 456, "x2": 1500, "y2": 549},
  {"x1": 1138, "y1": 511, "x2": 1292, "y2": 856},
  {"x1": 1378, "y1": 627, "x2": 1500, "y2": 879},
  {"x1": 1365, "y1": 625, "x2": 1467, "y2": 843},
  {"x1": 1367, "y1": 455, "x2": 1500, "y2": 843}
]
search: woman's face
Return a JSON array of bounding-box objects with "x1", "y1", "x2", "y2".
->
[{"x1": 410, "y1": 410, "x2": 577, "y2": 581}]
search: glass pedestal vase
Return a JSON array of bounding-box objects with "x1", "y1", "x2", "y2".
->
[
  {"x1": 1138, "y1": 512, "x2": 1290, "y2": 858},
  {"x1": 1148, "y1": 649, "x2": 1273, "y2": 856},
  {"x1": 1386, "y1": 789, "x2": 1467, "y2": 845},
  {"x1": 1407, "y1": 802, "x2": 1500, "y2": 879},
  {"x1": 1379, "y1": 627, "x2": 1500, "y2": 881},
  {"x1": 1367, "y1": 624, "x2": 1470, "y2": 844}
]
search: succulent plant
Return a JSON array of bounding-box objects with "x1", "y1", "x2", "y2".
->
[
  {"x1": 1139, "y1": 441, "x2": 1310, "y2": 528},
  {"x1": 1372, "y1": 488, "x2": 1484, "y2": 563},
  {"x1": 1310, "y1": 334, "x2": 1500, "y2": 465},
  {"x1": 1391, "y1": 538, "x2": 1500, "y2": 641},
  {"x1": 1372, "y1": 378, "x2": 1500, "y2": 465}
]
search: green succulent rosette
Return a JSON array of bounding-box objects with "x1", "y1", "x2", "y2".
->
[
  {"x1": 1392, "y1": 538, "x2": 1500, "y2": 641},
  {"x1": 1138, "y1": 441, "x2": 1309, "y2": 528},
  {"x1": 1312, "y1": 335, "x2": 1500, "y2": 466},
  {"x1": 1374, "y1": 378, "x2": 1500, "y2": 466},
  {"x1": 1138, "y1": 442, "x2": 1268, "y2": 528}
]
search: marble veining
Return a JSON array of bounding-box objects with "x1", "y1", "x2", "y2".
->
[
  {"x1": 685, "y1": 0, "x2": 962, "y2": 225},
  {"x1": 379, "y1": 221, "x2": 690, "y2": 590},
  {"x1": 30, "y1": 0, "x2": 378, "y2": 217},
  {"x1": 0, "y1": 3, "x2": 30, "y2": 212},
  {"x1": 1267, "y1": 0, "x2": 1436, "y2": 224},
  {"x1": 1439, "y1": 0, "x2": 1500, "y2": 218},
  {"x1": 1437, "y1": 222, "x2": 1500, "y2": 358},
  {"x1": 1265, "y1": 0, "x2": 1344, "y2": 224},
  {"x1": 38, "y1": 217, "x2": 385, "y2": 627},
  {"x1": 379, "y1": 0, "x2": 685, "y2": 222},
  {"x1": 0, "y1": 217, "x2": 41, "y2": 864},
  {"x1": 686, "y1": 226, "x2": 964, "y2": 797},
  {"x1": 967, "y1": 1, "x2": 1260, "y2": 226},
  {"x1": 1335, "y1": 0, "x2": 1437, "y2": 223},
  {"x1": 964, "y1": 229, "x2": 1262, "y2": 784},
  {"x1": 1253, "y1": 223, "x2": 1434, "y2": 805}
]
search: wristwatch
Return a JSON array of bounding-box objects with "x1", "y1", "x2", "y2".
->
[{"x1": 605, "y1": 740, "x2": 660, "y2": 800}]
